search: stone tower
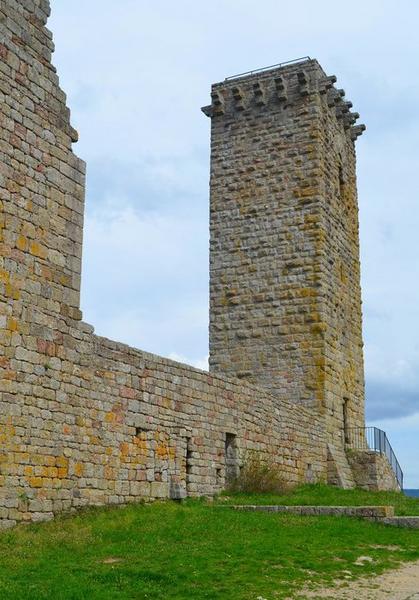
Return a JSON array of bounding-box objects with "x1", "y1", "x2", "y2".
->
[{"x1": 203, "y1": 59, "x2": 366, "y2": 485}]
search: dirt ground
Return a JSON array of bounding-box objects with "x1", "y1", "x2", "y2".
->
[{"x1": 294, "y1": 560, "x2": 419, "y2": 599}]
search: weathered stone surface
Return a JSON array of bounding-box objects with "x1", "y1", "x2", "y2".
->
[
  {"x1": 348, "y1": 450, "x2": 401, "y2": 491},
  {"x1": 0, "y1": 2, "x2": 327, "y2": 528},
  {"x1": 229, "y1": 505, "x2": 395, "y2": 518},
  {"x1": 204, "y1": 60, "x2": 366, "y2": 485},
  {"x1": 0, "y1": 1, "x2": 398, "y2": 528},
  {"x1": 379, "y1": 517, "x2": 419, "y2": 529}
]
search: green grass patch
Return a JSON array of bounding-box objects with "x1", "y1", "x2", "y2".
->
[
  {"x1": 0, "y1": 488, "x2": 418, "y2": 599},
  {"x1": 219, "y1": 483, "x2": 419, "y2": 515}
]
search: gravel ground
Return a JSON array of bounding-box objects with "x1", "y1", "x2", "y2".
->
[{"x1": 294, "y1": 560, "x2": 419, "y2": 599}]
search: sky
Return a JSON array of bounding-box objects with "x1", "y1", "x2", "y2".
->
[{"x1": 49, "y1": 0, "x2": 419, "y2": 486}]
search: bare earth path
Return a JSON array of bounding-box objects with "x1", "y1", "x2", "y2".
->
[{"x1": 295, "y1": 560, "x2": 419, "y2": 599}]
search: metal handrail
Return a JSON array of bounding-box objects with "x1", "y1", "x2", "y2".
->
[
  {"x1": 225, "y1": 57, "x2": 312, "y2": 81},
  {"x1": 345, "y1": 426, "x2": 403, "y2": 490}
]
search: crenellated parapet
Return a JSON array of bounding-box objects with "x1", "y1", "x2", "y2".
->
[{"x1": 202, "y1": 58, "x2": 365, "y2": 142}]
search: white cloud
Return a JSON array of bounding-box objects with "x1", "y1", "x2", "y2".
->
[
  {"x1": 81, "y1": 203, "x2": 208, "y2": 360},
  {"x1": 168, "y1": 354, "x2": 209, "y2": 372}
]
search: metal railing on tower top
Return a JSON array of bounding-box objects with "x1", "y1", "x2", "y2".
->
[
  {"x1": 345, "y1": 427, "x2": 403, "y2": 490},
  {"x1": 225, "y1": 57, "x2": 312, "y2": 81}
]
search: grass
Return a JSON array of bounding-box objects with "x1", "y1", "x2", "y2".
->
[
  {"x1": 0, "y1": 486, "x2": 418, "y2": 599},
  {"x1": 219, "y1": 483, "x2": 419, "y2": 515}
]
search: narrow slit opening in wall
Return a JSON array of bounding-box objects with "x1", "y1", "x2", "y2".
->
[
  {"x1": 186, "y1": 438, "x2": 193, "y2": 474},
  {"x1": 343, "y1": 398, "x2": 350, "y2": 445},
  {"x1": 338, "y1": 165, "x2": 345, "y2": 200},
  {"x1": 185, "y1": 437, "x2": 193, "y2": 492},
  {"x1": 225, "y1": 433, "x2": 239, "y2": 486}
]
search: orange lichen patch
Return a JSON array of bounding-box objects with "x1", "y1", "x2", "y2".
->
[
  {"x1": 3, "y1": 370, "x2": 17, "y2": 380},
  {"x1": 63, "y1": 424, "x2": 71, "y2": 435},
  {"x1": 339, "y1": 262, "x2": 348, "y2": 284},
  {"x1": 0, "y1": 357, "x2": 10, "y2": 368},
  {"x1": 311, "y1": 322, "x2": 327, "y2": 334},
  {"x1": 105, "y1": 412, "x2": 116, "y2": 424},
  {"x1": 16, "y1": 234, "x2": 28, "y2": 251},
  {"x1": 316, "y1": 366, "x2": 326, "y2": 400},
  {"x1": 343, "y1": 362, "x2": 356, "y2": 389},
  {"x1": 159, "y1": 397, "x2": 174, "y2": 410},
  {"x1": 29, "y1": 241, "x2": 47, "y2": 259},
  {"x1": 119, "y1": 442, "x2": 130, "y2": 457},
  {"x1": 0, "y1": 423, "x2": 16, "y2": 444},
  {"x1": 155, "y1": 445, "x2": 169, "y2": 459},
  {"x1": 73, "y1": 462, "x2": 84, "y2": 477},
  {"x1": 134, "y1": 439, "x2": 148, "y2": 453},
  {"x1": 28, "y1": 477, "x2": 43, "y2": 488},
  {"x1": 59, "y1": 274, "x2": 71, "y2": 286},
  {"x1": 14, "y1": 452, "x2": 29, "y2": 463},
  {"x1": 104, "y1": 466, "x2": 115, "y2": 479},
  {"x1": 56, "y1": 456, "x2": 69, "y2": 469},
  {"x1": 304, "y1": 213, "x2": 320, "y2": 224},
  {"x1": 306, "y1": 311, "x2": 320, "y2": 323},
  {"x1": 296, "y1": 288, "x2": 317, "y2": 298},
  {"x1": 7, "y1": 317, "x2": 19, "y2": 332},
  {"x1": 4, "y1": 283, "x2": 20, "y2": 300},
  {"x1": 41, "y1": 466, "x2": 58, "y2": 478},
  {"x1": 293, "y1": 186, "x2": 318, "y2": 199},
  {"x1": 155, "y1": 445, "x2": 175, "y2": 460}
]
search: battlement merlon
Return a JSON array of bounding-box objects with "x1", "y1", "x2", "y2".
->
[{"x1": 201, "y1": 58, "x2": 366, "y2": 141}]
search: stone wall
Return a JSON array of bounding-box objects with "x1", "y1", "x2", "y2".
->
[
  {"x1": 348, "y1": 451, "x2": 400, "y2": 492},
  {"x1": 0, "y1": 326, "x2": 327, "y2": 528},
  {"x1": 0, "y1": 0, "x2": 328, "y2": 528},
  {"x1": 203, "y1": 59, "x2": 366, "y2": 486},
  {"x1": 0, "y1": 0, "x2": 400, "y2": 529}
]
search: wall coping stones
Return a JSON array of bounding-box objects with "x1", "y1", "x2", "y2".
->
[
  {"x1": 378, "y1": 517, "x2": 419, "y2": 529},
  {"x1": 226, "y1": 505, "x2": 419, "y2": 528},
  {"x1": 92, "y1": 334, "x2": 321, "y2": 420},
  {"x1": 226, "y1": 505, "x2": 395, "y2": 518}
]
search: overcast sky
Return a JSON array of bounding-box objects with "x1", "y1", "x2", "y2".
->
[{"x1": 49, "y1": 0, "x2": 419, "y2": 486}]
